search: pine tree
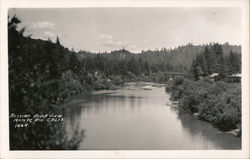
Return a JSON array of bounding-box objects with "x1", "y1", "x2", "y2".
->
[
  {"x1": 203, "y1": 45, "x2": 211, "y2": 74},
  {"x1": 227, "y1": 50, "x2": 241, "y2": 75},
  {"x1": 47, "y1": 37, "x2": 52, "y2": 42},
  {"x1": 56, "y1": 35, "x2": 60, "y2": 45},
  {"x1": 190, "y1": 57, "x2": 199, "y2": 80}
]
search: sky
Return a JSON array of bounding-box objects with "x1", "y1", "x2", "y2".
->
[{"x1": 9, "y1": 8, "x2": 241, "y2": 53}]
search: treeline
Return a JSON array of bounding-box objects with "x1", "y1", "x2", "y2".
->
[
  {"x1": 77, "y1": 43, "x2": 241, "y2": 75},
  {"x1": 140, "y1": 43, "x2": 240, "y2": 72},
  {"x1": 190, "y1": 43, "x2": 241, "y2": 80},
  {"x1": 78, "y1": 49, "x2": 175, "y2": 74},
  {"x1": 169, "y1": 44, "x2": 241, "y2": 135},
  {"x1": 74, "y1": 49, "x2": 174, "y2": 85},
  {"x1": 73, "y1": 43, "x2": 241, "y2": 86}
]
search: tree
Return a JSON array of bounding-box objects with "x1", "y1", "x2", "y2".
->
[
  {"x1": 212, "y1": 43, "x2": 225, "y2": 78},
  {"x1": 203, "y1": 45, "x2": 212, "y2": 74},
  {"x1": 56, "y1": 35, "x2": 61, "y2": 45},
  {"x1": 69, "y1": 52, "x2": 82, "y2": 76},
  {"x1": 144, "y1": 61, "x2": 150, "y2": 75},
  {"x1": 190, "y1": 54, "x2": 207, "y2": 80},
  {"x1": 128, "y1": 57, "x2": 140, "y2": 75},
  {"x1": 8, "y1": 16, "x2": 83, "y2": 150},
  {"x1": 227, "y1": 50, "x2": 241, "y2": 75}
]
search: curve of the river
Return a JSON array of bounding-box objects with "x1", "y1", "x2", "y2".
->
[{"x1": 65, "y1": 82, "x2": 241, "y2": 150}]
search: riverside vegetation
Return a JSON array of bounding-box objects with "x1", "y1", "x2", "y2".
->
[
  {"x1": 8, "y1": 16, "x2": 241, "y2": 149},
  {"x1": 169, "y1": 43, "x2": 241, "y2": 136}
]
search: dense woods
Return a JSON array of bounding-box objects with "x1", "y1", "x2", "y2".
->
[
  {"x1": 8, "y1": 16, "x2": 242, "y2": 149},
  {"x1": 170, "y1": 43, "x2": 241, "y2": 134},
  {"x1": 76, "y1": 43, "x2": 240, "y2": 77},
  {"x1": 9, "y1": 16, "x2": 83, "y2": 150},
  {"x1": 190, "y1": 44, "x2": 241, "y2": 80}
]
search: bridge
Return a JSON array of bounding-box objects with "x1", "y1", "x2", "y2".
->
[{"x1": 162, "y1": 72, "x2": 187, "y2": 81}]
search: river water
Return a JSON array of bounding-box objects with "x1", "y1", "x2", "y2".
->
[{"x1": 65, "y1": 82, "x2": 241, "y2": 150}]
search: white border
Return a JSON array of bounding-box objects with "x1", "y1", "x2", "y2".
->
[{"x1": 0, "y1": 0, "x2": 249, "y2": 158}]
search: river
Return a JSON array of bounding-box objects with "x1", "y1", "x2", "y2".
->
[{"x1": 65, "y1": 82, "x2": 241, "y2": 150}]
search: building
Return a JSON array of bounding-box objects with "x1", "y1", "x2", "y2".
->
[{"x1": 226, "y1": 73, "x2": 241, "y2": 83}]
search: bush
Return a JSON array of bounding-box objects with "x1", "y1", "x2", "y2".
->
[
  {"x1": 110, "y1": 75, "x2": 123, "y2": 85},
  {"x1": 173, "y1": 76, "x2": 185, "y2": 85},
  {"x1": 8, "y1": 16, "x2": 84, "y2": 149},
  {"x1": 60, "y1": 70, "x2": 83, "y2": 96},
  {"x1": 170, "y1": 77, "x2": 241, "y2": 131},
  {"x1": 127, "y1": 71, "x2": 136, "y2": 80}
]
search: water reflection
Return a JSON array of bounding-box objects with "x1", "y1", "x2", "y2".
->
[
  {"x1": 65, "y1": 83, "x2": 241, "y2": 150},
  {"x1": 177, "y1": 113, "x2": 241, "y2": 149},
  {"x1": 80, "y1": 95, "x2": 142, "y2": 115}
]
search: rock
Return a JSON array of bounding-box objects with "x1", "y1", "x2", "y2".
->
[
  {"x1": 226, "y1": 128, "x2": 241, "y2": 137},
  {"x1": 193, "y1": 112, "x2": 200, "y2": 117}
]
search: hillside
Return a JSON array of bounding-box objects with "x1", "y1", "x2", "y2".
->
[{"x1": 77, "y1": 43, "x2": 241, "y2": 72}]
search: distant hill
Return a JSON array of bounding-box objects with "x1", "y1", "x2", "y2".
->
[{"x1": 77, "y1": 43, "x2": 241, "y2": 72}]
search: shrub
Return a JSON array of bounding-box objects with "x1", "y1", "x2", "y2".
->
[
  {"x1": 110, "y1": 75, "x2": 123, "y2": 85},
  {"x1": 173, "y1": 76, "x2": 184, "y2": 86},
  {"x1": 170, "y1": 77, "x2": 241, "y2": 131}
]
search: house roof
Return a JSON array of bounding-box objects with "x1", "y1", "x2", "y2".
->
[
  {"x1": 229, "y1": 73, "x2": 241, "y2": 78},
  {"x1": 210, "y1": 73, "x2": 219, "y2": 77}
]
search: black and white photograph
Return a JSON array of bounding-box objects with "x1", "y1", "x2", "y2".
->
[{"x1": 0, "y1": 0, "x2": 249, "y2": 158}]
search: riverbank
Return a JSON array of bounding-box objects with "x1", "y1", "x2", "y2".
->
[
  {"x1": 65, "y1": 82, "x2": 241, "y2": 150},
  {"x1": 167, "y1": 76, "x2": 241, "y2": 137},
  {"x1": 61, "y1": 71, "x2": 169, "y2": 102}
]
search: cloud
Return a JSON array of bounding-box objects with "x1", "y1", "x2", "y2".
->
[
  {"x1": 98, "y1": 33, "x2": 139, "y2": 51},
  {"x1": 98, "y1": 33, "x2": 128, "y2": 48},
  {"x1": 29, "y1": 21, "x2": 56, "y2": 29},
  {"x1": 101, "y1": 40, "x2": 128, "y2": 47},
  {"x1": 128, "y1": 44, "x2": 136, "y2": 49},
  {"x1": 15, "y1": 21, "x2": 59, "y2": 41},
  {"x1": 126, "y1": 45, "x2": 143, "y2": 53},
  {"x1": 98, "y1": 34, "x2": 113, "y2": 40},
  {"x1": 44, "y1": 31, "x2": 56, "y2": 38},
  {"x1": 19, "y1": 21, "x2": 56, "y2": 30}
]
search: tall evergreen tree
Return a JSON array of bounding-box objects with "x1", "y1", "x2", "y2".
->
[
  {"x1": 203, "y1": 45, "x2": 211, "y2": 74},
  {"x1": 227, "y1": 50, "x2": 241, "y2": 75},
  {"x1": 56, "y1": 35, "x2": 61, "y2": 45}
]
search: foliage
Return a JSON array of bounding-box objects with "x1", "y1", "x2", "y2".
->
[
  {"x1": 226, "y1": 50, "x2": 241, "y2": 75},
  {"x1": 60, "y1": 70, "x2": 83, "y2": 97},
  {"x1": 8, "y1": 16, "x2": 83, "y2": 150},
  {"x1": 9, "y1": 15, "x2": 242, "y2": 149},
  {"x1": 170, "y1": 77, "x2": 241, "y2": 131},
  {"x1": 190, "y1": 43, "x2": 241, "y2": 80},
  {"x1": 77, "y1": 43, "x2": 241, "y2": 79}
]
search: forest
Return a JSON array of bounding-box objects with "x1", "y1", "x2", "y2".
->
[
  {"x1": 170, "y1": 43, "x2": 241, "y2": 135},
  {"x1": 8, "y1": 16, "x2": 241, "y2": 149}
]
